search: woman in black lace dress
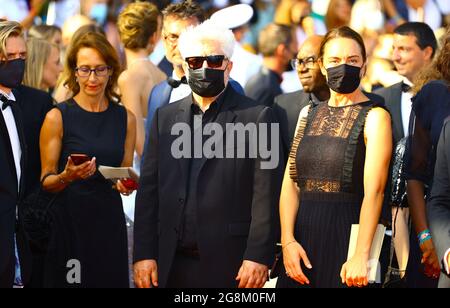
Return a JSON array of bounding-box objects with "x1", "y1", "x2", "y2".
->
[
  {"x1": 39, "y1": 32, "x2": 136, "y2": 287},
  {"x1": 278, "y1": 27, "x2": 392, "y2": 288}
]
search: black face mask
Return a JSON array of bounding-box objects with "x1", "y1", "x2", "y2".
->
[
  {"x1": 0, "y1": 58, "x2": 25, "y2": 89},
  {"x1": 326, "y1": 64, "x2": 361, "y2": 94},
  {"x1": 187, "y1": 67, "x2": 226, "y2": 98}
]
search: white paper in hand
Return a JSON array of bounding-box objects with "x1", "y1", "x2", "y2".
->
[
  {"x1": 98, "y1": 166, "x2": 139, "y2": 182},
  {"x1": 347, "y1": 224, "x2": 386, "y2": 283}
]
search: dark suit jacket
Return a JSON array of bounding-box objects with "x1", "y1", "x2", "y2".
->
[
  {"x1": 430, "y1": 118, "x2": 450, "y2": 208},
  {"x1": 134, "y1": 86, "x2": 282, "y2": 287},
  {"x1": 14, "y1": 86, "x2": 54, "y2": 195},
  {"x1": 157, "y1": 56, "x2": 174, "y2": 77},
  {"x1": 374, "y1": 82, "x2": 404, "y2": 145},
  {"x1": 0, "y1": 99, "x2": 32, "y2": 288},
  {"x1": 245, "y1": 67, "x2": 282, "y2": 107},
  {"x1": 273, "y1": 90, "x2": 313, "y2": 164}
]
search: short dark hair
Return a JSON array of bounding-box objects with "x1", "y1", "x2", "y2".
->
[
  {"x1": 394, "y1": 22, "x2": 438, "y2": 58},
  {"x1": 258, "y1": 23, "x2": 293, "y2": 57},
  {"x1": 319, "y1": 26, "x2": 367, "y2": 63},
  {"x1": 162, "y1": 0, "x2": 205, "y2": 23}
]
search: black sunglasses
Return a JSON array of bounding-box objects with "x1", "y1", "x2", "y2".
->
[{"x1": 185, "y1": 55, "x2": 227, "y2": 70}]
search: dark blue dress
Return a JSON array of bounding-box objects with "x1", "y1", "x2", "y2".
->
[{"x1": 44, "y1": 99, "x2": 129, "y2": 288}]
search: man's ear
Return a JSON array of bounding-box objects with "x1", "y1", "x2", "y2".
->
[
  {"x1": 276, "y1": 44, "x2": 287, "y2": 58},
  {"x1": 181, "y1": 61, "x2": 188, "y2": 76},
  {"x1": 226, "y1": 60, "x2": 233, "y2": 74},
  {"x1": 422, "y1": 46, "x2": 434, "y2": 62}
]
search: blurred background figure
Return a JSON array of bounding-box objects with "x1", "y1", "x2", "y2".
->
[
  {"x1": 28, "y1": 24, "x2": 63, "y2": 50},
  {"x1": 383, "y1": 0, "x2": 449, "y2": 32},
  {"x1": 61, "y1": 14, "x2": 94, "y2": 52},
  {"x1": 211, "y1": 3, "x2": 263, "y2": 88},
  {"x1": 23, "y1": 38, "x2": 63, "y2": 94},
  {"x1": 325, "y1": 0, "x2": 352, "y2": 30},
  {"x1": 0, "y1": 0, "x2": 47, "y2": 29},
  {"x1": 245, "y1": 23, "x2": 297, "y2": 106},
  {"x1": 117, "y1": 1, "x2": 166, "y2": 165}
]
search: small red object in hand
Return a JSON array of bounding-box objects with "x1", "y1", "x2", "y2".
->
[{"x1": 121, "y1": 178, "x2": 138, "y2": 190}]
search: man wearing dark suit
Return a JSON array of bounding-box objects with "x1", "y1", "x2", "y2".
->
[
  {"x1": 374, "y1": 22, "x2": 437, "y2": 288},
  {"x1": 0, "y1": 21, "x2": 31, "y2": 288},
  {"x1": 134, "y1": 20, "x2": 281, "y2": 288},
  {"x1": 143, "y1": 1, "x2": 243, "y2": 158},
  {"x1": 14, "y1": 85, "x2": 53, "y2": 196},
  {"x1": 245, "y1": 23, "x2": 297, "y2": 107},
  {"x1": 273, "y1": 35, "x2": 330, "y2": 163}
]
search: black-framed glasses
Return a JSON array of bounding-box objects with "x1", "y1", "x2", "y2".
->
[
  {"x1": 75, "y1": 65, "x2": 111, "y2": 78},
  {"x1": 291, "y1": 56, "x2": 317, "y2": 70},
  {"x1": 185, "y1": 55, "x2": 227, "y2": 70}
]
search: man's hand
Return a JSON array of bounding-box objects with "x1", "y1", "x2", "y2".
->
[
  {"x1": 235, "y1": 260, "x2": 268, "y2": 288},
  {"x1": 134, "y1": 260, "x2": 158, "y2": 288},
  {"x1": 420, "y1": 240, "x2": 441, "y2": 279}
]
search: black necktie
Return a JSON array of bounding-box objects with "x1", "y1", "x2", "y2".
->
[
  {"x1": 401, "y1": 83, "x2": 412, "y2": 93},
  {"x1": 0, "y1": 94, "x2": 13, "y2": 111},
  {"x1": 167, "y1": 76, "x2": 187, "y2": 88}
]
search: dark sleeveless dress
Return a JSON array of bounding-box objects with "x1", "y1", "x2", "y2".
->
[
  {"x1": 44, "y1": 99, "x2": 129, "y2": 288},
  {"x1": 277, "y1": 101, "x2": 381, "y2": 288}
]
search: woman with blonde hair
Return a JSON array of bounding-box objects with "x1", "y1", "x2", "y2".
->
[
  {"x1": 117, "y1": 1, "x2": 166, "y2": 163},
  {"x1": 23, "y1": 38, "x2": 63, "y2": 93}
]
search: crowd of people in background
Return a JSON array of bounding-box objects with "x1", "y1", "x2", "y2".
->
[{"x1": 0, "y1": 0, "x2": 449, "y2": 288}]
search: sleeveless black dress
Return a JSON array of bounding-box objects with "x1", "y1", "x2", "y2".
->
[
  {"x1": 277, "y1": 101, "x2": 382, "y2": 288},
  {"x1": 44, "y1": 99, "x2": 129, "y2": 288}
]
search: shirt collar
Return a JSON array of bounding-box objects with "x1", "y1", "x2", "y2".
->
[
  {"x1": 191, "y1": 87, "x2": 226, "y2": 115},
  {"x1": 0, "y1": 89, "x2": 16, "y2": 101}
]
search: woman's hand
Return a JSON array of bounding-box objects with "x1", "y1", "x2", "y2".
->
[
  {"x1": 116, "y1": 178, "x2": 137, "y2": 196},
  {"x1": 420, "y1": 239, "x2": 441, "y2": 279},
  {"x1": 340, "y1": 253, "x2": 369, "y2": 287},
  {"x1": 282, "y1": 241, "x2": 312, "y2": 285},
  {"x1": 61, "y1": 156, "x2": 97, "y2": 182}
]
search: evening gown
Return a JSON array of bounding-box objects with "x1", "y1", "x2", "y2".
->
[
  {"x1": 44, "y1": 99, "x2": 129, "y2": 288},
  {"x1": 277, "y1": 100, "x2": 382, "y2": 288}
]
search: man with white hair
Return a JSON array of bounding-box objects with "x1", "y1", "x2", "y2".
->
[{"x1": 133, "y1": 19, "x2": 282, "y2": 288}]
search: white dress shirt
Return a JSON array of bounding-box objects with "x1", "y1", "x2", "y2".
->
[
  {"x1": 0, "y1": 90, "x2": 21, "y2": 189},
  {"x1": 169, "y1": 71, "x2": 192, "y2": 104},
  {"x1": 401, "y1": 79, "x2": 414, "y2": 137}
]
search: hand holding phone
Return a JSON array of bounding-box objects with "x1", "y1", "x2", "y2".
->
[{"x1": 70, "y1": 154, "x2": 91, "y2": 166}]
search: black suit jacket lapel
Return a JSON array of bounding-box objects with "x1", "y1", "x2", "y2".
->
[
  {"x1": 391, "y1": 83, "x2": 404, "y2": 142},
  {"x1": 175, "y1": 96, "x2": 193, "y2": 196},
  {"x1": 0, "y1": 108, "x2": 19, "y2": 192},
  {"x1": 10, "y1": 100, "x2": 27, "y2": 199}
]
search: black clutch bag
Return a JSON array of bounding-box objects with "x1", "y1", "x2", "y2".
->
[{"x1": 21, "y1": 174, "x2": 62, "y2": 252}]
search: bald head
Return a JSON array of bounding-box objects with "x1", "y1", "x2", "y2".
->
[
  {"x1": 294, "y1": 35, "x2": 328, "y2": 94},
  {"x1": 62, "y1": 14, "x2": 94, "y2": 48},
  {"x1": 297, "y1": 35, "x2": 323, "y2": 60}
]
